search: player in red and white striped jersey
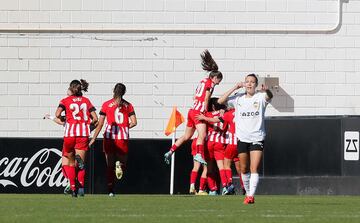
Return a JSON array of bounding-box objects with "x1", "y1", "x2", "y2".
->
[
  {"x1": 55, "y1": 79, "x2": 98, "y2": 197},
  {"x1": 197, "y1": 98, "x2": 227, "y2": 195},
  {"x1": 90, "y1": 83, "x2": 137, "y2": 197},
  {"x1": 222, "y1": 109, "x2": 245, "y2": 195},
  {"x1": 164, "y1": 50, "x2": 223, "y2": 170}
]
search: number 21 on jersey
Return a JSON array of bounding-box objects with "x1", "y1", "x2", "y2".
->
[{"x1": 70, "y1": 103, "x2": 88, "y2": 121}]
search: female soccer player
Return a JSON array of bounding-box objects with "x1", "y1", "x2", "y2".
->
[
  {"x1": 189, "y1": 137, "x2": 208, "y2": 195},
  {"x1": 89, "y1": 83, "x2": 137, "y2": 197},
  {"x1": 218, "y1": 74, "x2": 273, "y2": 204},
  {"x1": 55, "y1": 79, "x2": 98, "y2": 197},
  {"x1": 164, "y1": 50, "x2": 223, "y2": 166},
  {"x1": 197, "y1": 107, "x2": 245, "y2": 195}
]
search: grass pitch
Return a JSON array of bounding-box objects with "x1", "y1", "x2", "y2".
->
[{"x1": 0, "y1": 194, "x2": 359, "y2": 223}]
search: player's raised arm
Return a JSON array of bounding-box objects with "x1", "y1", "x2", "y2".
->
[{"x1": 218, "y1": 82, "x2": 243, "y2": 105}]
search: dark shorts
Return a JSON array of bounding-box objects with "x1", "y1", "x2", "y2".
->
[{"x1": 237, "y1": 140, "x2": 264, "y2": 154}]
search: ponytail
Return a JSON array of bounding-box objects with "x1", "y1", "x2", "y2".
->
[
  {"x1": 69, "y1": 79, "x2": 89, "y2": 96},
  {"x1": 200, "y1": 49, "x2": 223, "y2": 80}
]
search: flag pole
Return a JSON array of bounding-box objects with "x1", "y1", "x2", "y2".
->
[{"x1": 170, "y1": 130, "x2": 176, "y2": 195}]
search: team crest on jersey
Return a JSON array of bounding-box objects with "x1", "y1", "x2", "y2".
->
[
  {"x1": 253, "y1": 101, "x2": 259, "y2": 110},
  {"x1": 109, "y1": 102, "x2": 116, "y2": 108}
]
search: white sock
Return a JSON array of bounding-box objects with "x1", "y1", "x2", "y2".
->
[
  {"x1": 241, "y1": 172, "x2": 251, "y2": 195},
  {"x1": 249, "y1": 173, "x2": 259, "y2": 196}
]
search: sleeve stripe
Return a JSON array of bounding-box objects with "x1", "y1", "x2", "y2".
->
[
  {"x1": 99, "y1": 111, "x2": 106, "y2": 116},
  {"x1": 89, "y1": 107, "x2": 96, "y2": 112},
  {"x1": 58, "y1": 104, "x2": 65, "y2": 110},
  {"x1": 129, "y1": 111, "x2": 135, "y2": 117}
]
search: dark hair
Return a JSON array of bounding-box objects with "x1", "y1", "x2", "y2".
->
[
  {"x1": 246, "y1": 74, "x2": 258, "y2": 86},
  {"x1": 208, "y1": 97, "x2": 227, "y2": 112},
  {"x1": 201, "y1": 50, "x2": 223, "y2": 80},
  {"x1": 69, "y1": 79, "x2": 89, "y2": 96},
  {"x1": 113, "y1": 83, "x2": 129, "y2": 106},
  {"x1": 113, "y1": 83, "x2": 126, "y2": 99}
]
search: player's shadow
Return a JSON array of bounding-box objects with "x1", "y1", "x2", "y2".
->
[{"x1": 270, "y1": 86, "x2": 294, "y2": 113}]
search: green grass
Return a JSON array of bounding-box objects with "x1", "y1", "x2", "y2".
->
[{"x1": 0, "y1": 194, "x2": 360, "y2": 223}]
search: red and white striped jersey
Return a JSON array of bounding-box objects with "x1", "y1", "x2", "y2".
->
[
  {"x1": 222, "y1": 109, "x2": 237, "y2": 145},
  {"x1": 192, "y1": 78, "x2": 215, "y2": 112},
  {"x1": 59, "y1": 96, "x2": 96, "y2": 137},
  {"x1": 100, "y1": 98, "x2": 135, "y2": 140},
  {"x1": 206, "y1": 111, "x2": 226, "y2": 143}
]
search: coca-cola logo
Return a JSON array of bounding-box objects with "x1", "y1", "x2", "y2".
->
[{"x1": 0, "y1": 148, "x2": 67, "y2": 188}]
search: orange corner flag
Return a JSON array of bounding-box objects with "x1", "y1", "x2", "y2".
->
[{"x1": 165, "y1": 106, "x2": 185, "y2": 136}]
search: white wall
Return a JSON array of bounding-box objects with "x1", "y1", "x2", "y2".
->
[{"x1": 0, "y1": 0, "x2": 359, "y2": 138}]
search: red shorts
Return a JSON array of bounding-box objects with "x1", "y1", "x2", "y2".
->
[
  {"x1": 103, "y1": 138, "x2": 129, "y2": 155},
  {"x1": 207, "y1": 141, "x2": 225, "y2": 161},
  {"x1": 62, "y1": 137, "x2": 89, "y2": 156},
  {"x1": 186, "y1": 109, "x2": 205, "y2": 128},
  {"x1": 224, "y1": 144, "x2": 238, "y2": 160}
]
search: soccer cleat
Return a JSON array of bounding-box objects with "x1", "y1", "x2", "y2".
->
[
  {"x1": 63, "y1": 182, "x2": 71, "y2": 195},
  {"x1": 71, "y1": 190, "x2": 77, "y2": 198},
  {"x1": 222, "y1": 187, "x2": 229, "y2": 195},
  {"x1": 226, "y1": 184, "x2": 235, "y2": 195},
  {"x1": 243, "y1": 196, "x2": 255, "y2": 204},
  {"x1": 196, "y1": 190, "x2": 208, "y2": 196},
  {"x1": 164, "y1": 151, "x2": 173, "y2": 165},
  {"x1": 193, "y1": 153, "x2": 207, "y2": 165},
  {"x1": 78, "y1": 188, "x2": 84, "y2": 197},
  {"x1": 189, "y1": 184, "x2": 196, "y2": 195},
  {"x1": 115, "y1": 161, "x2": 123, "y2": 180},
  {"x1": 75, "y1": 154, "x2": 85, "y2": 170},
  {"x1": 208, "y1": 190, "x2": 218, "y2": 196}
]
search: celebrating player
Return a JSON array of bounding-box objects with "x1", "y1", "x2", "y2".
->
[
  {"x1": 164, "y1": 50, "x2": 223, "y2": 166},
  {"x1": 89, "y1": 83, "x2": 137, "y2": 197},
  {"x1": 55, "y1": 79, "x2": 98, "y2": 197},
  {"x1": 196, "y1": 98, "x2": 228, "y2": 195},
  {"x1": 218, "y1": 74, "x2": 273, "y2": 204}
]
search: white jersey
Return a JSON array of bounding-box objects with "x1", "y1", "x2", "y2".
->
[{"x1": 228, "y1": 92, "x2": 269, "y2": 143}]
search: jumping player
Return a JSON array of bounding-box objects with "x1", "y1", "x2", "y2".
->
[
  {"x1": 218, "y1": 74, "x2": 273, "y2": 204},
  {"x1": 164, "y1": 50, "x2": 223, "y2": 166},
  {"x1": 89, "y1": 83, "x2": 137, "y2": 197},
  {"x1": 55, "y1": 79, "x2": 98, "y2": 197}
]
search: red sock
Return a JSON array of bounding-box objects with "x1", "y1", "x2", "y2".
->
[
  {"x1": 107, "y1": 167, "x2": 115, "y2": 191},
  {"x1": 67, "y1": 166, "x2": 76, "y2": 191},
  {"x1": 199, "y1": 177, "x2": 207, "y2": 191},
  {"x1": 190, "y1": 171, "x2": 198, "y2": 185},
  {"x1": 219, "y1": 169, "x2": 227, "y2": 187},
  {"x1": 77, "y1": 169, "x2": 85, "y2": 188},
  {"x1": 196, "y1": 145, "x2": 204, "y2": 157},
  {"x1": 62, "y1": 165, "x2": 70, "y2": 179},
  {"x1": 225, "y1": 169, "x2": 233, "y2": 185},
  {"x1": 170, "y1": 144, "x2": 178, "y2": 152},
  {"x1": 207, "y1": 173, "x2": 217, "y2": 191}
]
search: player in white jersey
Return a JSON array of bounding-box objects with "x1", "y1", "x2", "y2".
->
[{"x1": 218, "y1": 74, "x2": 273, "y2": 204}]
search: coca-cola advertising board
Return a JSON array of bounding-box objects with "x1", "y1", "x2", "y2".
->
[{"x1": 0, "y1": 138, "x2": 68, "y2": 193}]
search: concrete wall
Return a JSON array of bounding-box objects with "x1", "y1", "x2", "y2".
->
[{"x1": 0, "y1": 0, "x2": 359, "y2": 138}]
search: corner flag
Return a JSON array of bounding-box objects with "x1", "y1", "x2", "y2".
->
[{"x1": 165, "y1": 106, "x2": 184, "y2": 136}]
